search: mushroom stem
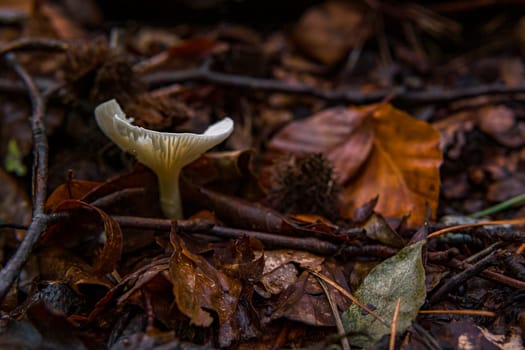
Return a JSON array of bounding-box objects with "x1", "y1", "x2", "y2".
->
[
  {"x1": 158, "y1": 169, "x2": 183, "y2": 219},
  {"x1": 94, "y1": 99, "x2": 233, "y2": 220}
]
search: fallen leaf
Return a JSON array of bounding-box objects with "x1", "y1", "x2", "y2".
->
[
  {"x1": 268, "y1": 104, "x2": 442, "y2": 226},
  {"x1": 294, "y1": 1, "x2": 373, "y2": 65},
  {"x1": 267, "y1": 106, "x2": 374, "y2": 184},
  {"x1": 45, "y1": 179, "x2": 101, "y2": 212},
  {"x1": 50, "y1": 200, "x2": 123, "y2": 275},
  {"x1": 433, "y1": 320, "x2": 500, "y2": 350},
  {"x1": 167, "y1": 37, "x2": 221, "y2": 59},
  {"x1": 183, "y1": 183, "x2": 347, "y2": 242},
  {"x1": 212, "y1": 236, "x2": 265, "y2": 282},
  {"x1": 183, "y1": 149, "x2": 263, "y2": 200},
  {"x1": 169, "y1": 233, "x2": 242, "y2": 347},
  {"x1": 271, "y1": 264, "x2": 351, "y2": 327},
  {"x1": 342, "y1": 240, "x2": 426, "y2": 348},
  {"x1": 256, "y1": 249, "x2": 324, "y2": 297},
  {"x1": 363, "y1": 213, "x2": 405, "y2": 248},
  {"x1": 342, "y1": 105, "x2": 442, "y2": 226},
  {"x1": 37, "y1": 247, "x2": 113, "y2": 296}
]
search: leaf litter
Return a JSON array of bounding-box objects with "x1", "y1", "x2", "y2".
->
[{"x1": 1, "y1": 1, "x2": 525, "y2": 349}]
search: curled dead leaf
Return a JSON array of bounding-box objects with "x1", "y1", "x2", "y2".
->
[
  {"x1": 169, "y1": 233, "x2": 242, "y2": 346},
  {"x1": 50, "y1": 200, "x2": 123, "y2": 275}
]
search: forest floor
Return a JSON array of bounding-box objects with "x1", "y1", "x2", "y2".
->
[{"x1": 1, "y1": 1, "x2": 525, "y2": 349}]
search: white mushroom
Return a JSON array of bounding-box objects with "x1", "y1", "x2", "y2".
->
[{"x1": 94, "y1": 99, "x2": 234, "y2": 219}]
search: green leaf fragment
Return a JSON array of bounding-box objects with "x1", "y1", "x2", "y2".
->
[
  {"x1": 342, "y1": 240, "x2": 426, "y2": 348},
  {"x1": 4, "y1": 139, "x2": 27, "y2": 176}
]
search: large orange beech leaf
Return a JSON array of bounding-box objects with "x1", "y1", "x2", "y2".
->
[{"x1": 267, "y1": 104, "x2": 442, "y2": 226}]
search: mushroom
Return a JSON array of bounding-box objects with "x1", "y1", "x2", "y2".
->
[{"x1": 94, "y1": 99, "x2": 234, "y2": 219}]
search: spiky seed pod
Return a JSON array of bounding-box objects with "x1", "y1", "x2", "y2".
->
[{"x1": 268, "y1": 153, "x2": 340, "y2": 219}]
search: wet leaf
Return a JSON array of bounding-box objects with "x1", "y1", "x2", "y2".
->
[
  {"x1": 45, "y1": 179, "x2": 101, "y2": 212},
  {"x1": 212, "y1": 236, "x2": 265, "y2": 282},
  {"x1": 86, "y1": 258, "x2": 170, "y2": 323},
  {"x1": 183, "y1": 149, "x2": 264, "y2": 200},
  {"x1": 363, "y1": 213, "x2": 405, "y2": 248},
  {"x1": 51, "y1": 200, "x2": 123, "y2": 275},
  {"x1": 268, "y1": 104, "x2": 442, "y2": 226},
  {"x1": 37, "y1": 247, "x2": 112, "y2": 298},
  {"x1": 184, "y1": 183, "x2": 346, "y2": 242},
  {"x1": 256, "y1": 250, "x2": 324, "y2": 297},
  {"x1": 342, "y1": 240, "x2": 426, "y2": 348},
  {"x1": 169, "y1": 233, "x2": 242, "y2": 347},
  {"x1": 271, "y1": 264, "x2": 351, "y2": 327}
]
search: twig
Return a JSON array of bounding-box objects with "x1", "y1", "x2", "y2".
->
[
  {"x1": 429, "y1": 250, "x2": 500, "y2": 303},
  {"x1": 307, "y1": 269, "x2": 389, "y2": 327},
  {"x1": 0, "y1": 77, "x2": 55, "y2": 95},
  {"x1": 112, "y1": 215, "x2": 397, "y2": 258},
  {"x1": 419, "y1": 309, "x2": 496, "y2": 317},
  {"x1": 0, "y1": 37, "x2": 68, "y2": 56},
  {"x1": 143, "y1": 66, "x2": 525, "y2": 105},
  {"x1": 114, "y1": 215, "x2": 340, "y2": 255},
  {"x1": 389, "y1": 298, "x2": 401, "y2": 350},
  {"x1": 428, "y1": 217, "x2": 525, "y2": 239},
  {"x1": 0, "y1": 53, "x2": 50, "y2": 300},
  {"x1": 143, "y1": 66, "x2": 395, "y2": 104},
  {"x1": 0, "y1": 223, "x2": 29, "y2": 230},
  {"x1": 0, "y1": 8, "x2": 28, "y2": 24},
  {"x1": 410, "y1": 323, "x2": 442, "y2": 350},
  {"x1": 1, "y1": 65, "x2": 525, "y2": 106},
  {"x1": 316, "y1": 276, "x2": 351, "y2": 350}
]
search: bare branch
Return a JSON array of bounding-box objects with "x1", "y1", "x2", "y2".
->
[{"x1": 0, "y1": 53, "x2": 50, "y2": 300}]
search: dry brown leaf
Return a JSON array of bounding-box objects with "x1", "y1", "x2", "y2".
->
[
  {"x1": 52, "y1": 200, "x2": 123, "y2": 275},
  {"x1": 169, "y1": 233, "x2": 242, "y2": 347},
  {"x1": 293, "y1": 1, "x2": 373, "y2": 65},
  {"x1": 341, "y1": 104, "x2": 442, "y2": 226},
  {"x1": 45, "y1": 179, "x2": 101, "y2": 212},
  {"x1": 268, "y1": 104, "x2": 442, "y2": 226},
  {"x1": 267, "y1": 106, "x2": 375, "y2": 183},
  {"x1": 38, "y1": 247, "x2": 113, "y2": 295}
]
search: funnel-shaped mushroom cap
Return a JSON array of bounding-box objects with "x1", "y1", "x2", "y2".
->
[{"x1": 95, "y1": 99, "x2": 234, "y2": 218}]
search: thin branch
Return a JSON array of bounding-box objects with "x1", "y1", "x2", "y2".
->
[
  {"x1": 112, "y1": 215, "x2": 397, "y2": 257},
  {"x1": 143, "y1": 66, "x2": 399, "y2": 104},
  {"x1": 143, "y1": 66, "x2": 525, "y2": 105},
  {"x1": 0, "y1": 37, "x2": 68, "y2": 56},
  {"x1": 316, "y1": 276, "x2": 351, "y2": 350},
  {"x1": 0, "y1": 53, "x2": 50, "y2": 300},
  {"x1": 1, "y1": 65, "x2": 524, "y2": 106},
  {"x1": 419, "y1": 309, "x2": 496, "y2": 317},
  {"x1": 429, "y1": 251, "x2": 500, "y2": 303},
  {"x1": 307, "y1": 269, "x2": 389, "y2": 327},
  {"x1": 428, "y1": 216, "x2": 525, "y2": 239},
  {"x1": 389, "y1": 298, "x2": 401, "y2": 350}
]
